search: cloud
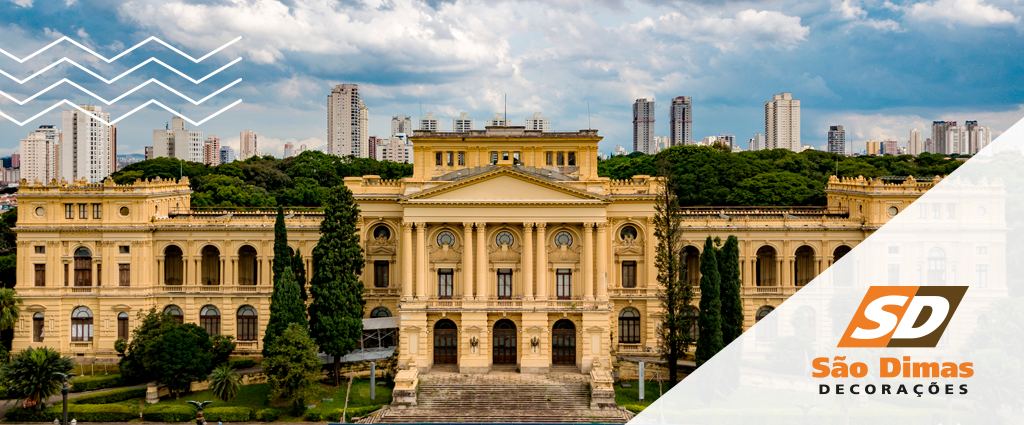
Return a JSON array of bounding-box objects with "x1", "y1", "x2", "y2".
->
[
  {"x1": 8, "y1": 0, "x2": 32, "y2": 7},
  {"x1": 908, "y1": 0, "x2": 1018, "y2": 26},
  {"x1": 832, "y1": 0, "x2": 902, "y2": 32},
  {"x1": 640, "y1": 9, "x2": 810, "y2": 51}
]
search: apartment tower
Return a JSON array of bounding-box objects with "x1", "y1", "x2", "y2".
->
[
  {"x1": 765, "y1": 92, "x2": 800, "y2": 151},
  {"x1": 327, "y1": 84, "x2": 362, "y2": 157},
  {"x1": 669, "y1": 96, "x2": 692, "y2": 147},
  {"x1": 633, "y1": 98, "x2": 655, "y2": 154}
]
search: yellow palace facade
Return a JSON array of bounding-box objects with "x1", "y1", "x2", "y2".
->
[{"x1": 13, "y1": 127, "x2": 933, "y2": 373}]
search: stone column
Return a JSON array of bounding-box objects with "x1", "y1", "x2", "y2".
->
[
  {"x1": 415, "y1": 223, "x2": 427, "y2": 298},
  {"x1": 476, "y1": 223, "x2": 487, "y2": 300},
  {"x1": 596, "y1": 222, "x2": 608, "y2": 300},
  {"x1": 523, "y1": 223, "x2": 534, "y2": 300},
  {"x1": 776, "y1": 258, "x2": 783, "y2": 287},
  {"x1": 462, "y1": 222, "x2": 474, "y2": 299},
  {"x1": 157, "y1": 258, "x2": 164, "y2": 286},
  {"x1": 536, "y1": 224, "x2": 547, "y2": 299},
  {"x1": 220, "y1": 258, "x2": 226, "y2": 286},
  {"x1": 584, "y1": 223, "x2": 594, "y2": 300},
  {"x1": 402, "y1": 223, "x2": 413, "y2": 299}
]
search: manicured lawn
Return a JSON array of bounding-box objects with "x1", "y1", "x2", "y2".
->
[
  {"x1": 155, "y1": 383, "x2": 272, "y2": 411},
  {"x1": 615, "y1": 380, "x2": 665, "y2": 410},
  {"x1": 316, "y1": 378, "x2": 392, "y2": 411}
]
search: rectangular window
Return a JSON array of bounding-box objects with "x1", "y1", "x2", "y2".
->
[
  {"x1": 918, "y1": 203, "x2": 927, "y2": 219},
  {"x1": 92, "y1": 203, "x2": 101, "y2": 219},
  {"x1": 119, "y1": 245, "x2": 130, "y2": 254},
  {"x1": 96, "y1": 264, "x2": 101, "y2": 286},
  {"x1": 119, "y1": 264, "x2": 130, "y2": 287},
  {"x1": 435, "y1": 152, "x2": 442, "y2": 166},
  {"x1": 491, "y1": 151, "x2": 498, "y2": 164},
  {"x1": 932, "y1": 203, "x2": 941, "y2": 219},
  {"x1": 34, "y1": 246, "x2": 44, "y2": 254},
  {"x1": 502, "y1": 151, "x2": 509, "y2": 161},
  {"x1": 976, "y1": 265, "x2": 988, "y2": 288},
  {"x1": 64, "y1": 264, "x2": 68, "y2": 286},
  {"x1": 888, "y1": 246, "x2": 900, "y2": 254},
  {"x1": 556, "y1": 268, "x2": 572, "y2": 299},
  {"x1": 546, "y1": 152, "x2": 553, "y2": 166},
  {"x1": 446, "y1": 151, "x2": 454, "y2": 166},
  {"x1": 513, "y1": 152, "x2": 520, "y2": 163},
  {"x1": 977, "y1": 246, "x2": 988, "y2": 255},
  {"x1": 65, "y1": 204, "x2": 73, "y2": 219},
  {"x1": 556, "y1": 152, "x2": 565, "y2": 166},
  {"x1": 34, "y1": 264, "x2": 45, "y2": 287},
  {"x1": 887, "y1": 264, "x2": 900, "y2": 286},
  {"x1": 567, "y1": 152, "x2": 576, "y2": 166},
  {"x1": 374, "y1": 260, "x2": 389, "y2": 288},
  {"x1": 622, "y1": 261, "x2": 637, "y2": 288},
  {"x1": 117, "y1": 316, "x2": 129, "y2": 340},
  {"x1": 458, "y1": 152, "x2": 465, "y2": 166},
  {"x1": 79, "y1": 204, "x2": 87, "y2": 219},
  {"x1": 33, "y1": 316, "x2": 44, "y2": 342},
  {"x1": 947, "y1": 203, "x2": 956, "y2": 219},
  {"x1": 497, "y1": 268, "x2": 513, "y2": 299},
  {"x1": 437, "y1": 269, "x2": 454, "y2": 299}
]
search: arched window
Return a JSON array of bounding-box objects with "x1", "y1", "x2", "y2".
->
[
  {"x1": 756, "y1": 306, "x2": 777, "y2": 343},
  {"x1": 164, "y1": 305, "x2": 184, "y2": 324},
  {"x1": 237, "y1": 306, "x2": 258, "y2": 341},
  {"x1": 238, "y1": 246, "x2": 258, "y2": 286},
  {"x1": 164, "y1": 245, "x2": 184, "y2": 286},
  {"x1": 373, "y1": 225, "x2": 392, "y2": 240},
  {"x1": 794, "y1": 245, "x2": 815, "y2": 287},
  {"x1": 495, "y1": 231, "x2": 514, "y2": 246},
  {"x1": 436, "y1": 231, "x2": 456, "y2": 247},
  {"x1": 117, "y1": 312, "x2": 129, "y2": 340},
  {"x1": 33, "y1": 312, "x2": 44, "y2": 342},
  {"x1": 200, "y1": 305, "x2": 221, "y2": 335},
  {"x1": 619, "y1": 225, "x2": 638, "y2": 241},
  {"x1": 71, "y1": 306, "x2": 93, "y2": 342},
  {"x1": 928, "y1": 248, "x2": 946, "y2": 286},
  {"x1": 73, "y1": 247, "x2": 92, "y2": 287},
  {"x1": 201, "y1": 246, "x2": 221, "y2": 286},
  {"x1": 755, "y1": 246, "x2": 778, "y2": 287},
  {"x1": 554, "y1": 231, "x2": 573, "y2": 246},
  {"x1": 681, "y1": 246, "x2": 701, "y2": 287},
  {"x1": 685, "y1": 306, "x2": 699, "y2": 342},
  {"x1": 618, "y1": 308, "x2": 640, "y2": 343},
  {"x1": 370, "y1": 307, "x2": 392, "y2": 318}
]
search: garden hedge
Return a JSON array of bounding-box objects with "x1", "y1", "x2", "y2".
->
[
  {"x1": 255, "y1": 408, "x2": 280, "y2": 422},
  {"x1": 70, "y1": 387, "x2": 147, "y2": 404},
  {"x1": 304, "y1": 408, "x2": 322, "y2": 421},
  {"x1": 142, "y1": 404, "x2": 196, "y2": 422},
  {"x1": 624, "y1": 404, "x2": 647, "y2": 414},
  {"x1": 70, "y1": 374, "x2": 123, "y2": 392},
  {"x1": 6, "y1": 404, "x2": 136, "y2": 422},
  {"x1": 203, "y1": 406, "x2": 252, "y2": 422},
  {"x1": 324, "y1": 405, "x2": 384, "y2": 422},
  {"x1": 5, "y1": 406, "x2": 53, "y2": 422},
  {"x1": 228, "y1": 357, "x2": 255, "y2": 369}
]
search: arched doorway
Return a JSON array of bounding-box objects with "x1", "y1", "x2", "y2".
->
[
  {"x1": 201, "y1": 246, "x2": 221, "y2": 286},
  {"x1": 552, "y1": 319, "x2": 576, "y2": 365},
  {"x1": 164, "y1": 245, "x2": 184, "y2": 286},
  {"x1": 433, "y1": 319, "x2": 457, "y2": 365},
  {"x1": 493, "y1": 320, "x2": 517, "y2": 365},
  {"x1": 238, "y1": 246, "x2": 258, "y2": 285},
  {"x1": 794, "y1": 245, "x2": 815, "y2": 286},
  {"x1": 755, "y1": 246, "x2": 777, "y2": 286},
  {"x1": 681, "y1": 246, "x2": 701, "y2": 287}
]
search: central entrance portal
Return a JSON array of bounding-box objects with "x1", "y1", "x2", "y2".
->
[
  {"x1": 492, "y1": 319, "x2": 517, "y2": 365},
  {"x1": 552, "y1": 319, "x2": 576, "y2": 365},
  {"x1": 433, "y1": 319, "x2": 458, "y2": 364}
]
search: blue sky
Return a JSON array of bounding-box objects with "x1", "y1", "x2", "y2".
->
[{"x1": 0, "y1": 0, "x2": 1022, "y2": 157}]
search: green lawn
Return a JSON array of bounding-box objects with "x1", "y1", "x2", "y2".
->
[
  {"x1": 155, "y1": 383, "x2": 272, "y2": 411},
  {"x1": 315, "y1": 378, "x2": 392, "y2": 412},
  {"x1": 614, "y1": 380, "x2": 665, "y2": 410}
]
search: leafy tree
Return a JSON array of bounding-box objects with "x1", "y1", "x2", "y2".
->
[
  {"x1": 208, "y1": 364, "x2": 241, "y2": 402},
  {"x1": 653, "y1": 159, "x2": 694, "y2": 388},
  {"x1": 210, "y1": 335, "x2": 237, "y2": 367},
  {"x1": 0, "y1": 207, "x2": 17, "y2": 289},
  {"x1": 264, "y1": 323, "x2": 322, "y2": 414},
  {"x1": 308, "y1": 185, "x2": 365, "y2": 386},
  {"x1": 0, "y1": 288, "x2": 22, "y2": 332},
  {"x1": 150, "y1": 323, "x2": 214, "y2": 397},
  {"x1": 0, "y1": 347, "x2": 73, "y2": 410},
  {"x1": 695, "y1": 236, "x2": 724, "y2": 366},
  {"x1": 725, "y1": 172, "x2": 823, "y2": 206},
  {"x1": 263, "y1": 267, "x2": 308, "y2": 357},
  {"x1": 718, "y1": 236, "x2": 743, "y2": 345},
  {"x1": 119, "y1": 308, "x2": 176, "y2": 384}
]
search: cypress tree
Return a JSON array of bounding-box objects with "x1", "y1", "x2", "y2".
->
[
  {"x1": 292, "y1": 251, "x2": 308, "y2": 301},
  {"x1": 719, "y1": 235, "x2": 744, "y2": 345},
  {"x1": 308, "y1": 185, "x2": 365, "y2": 386},
  {"x1": 653, "y1": 158, "x2": 694, "y2": 388},
  {"x1": 263, "y1": 267, "x2": 308, "y2": 356},
  {"x1": 272, "y1": 206, "x2": 291, "y2": 283},
  {"x1": 696, "y1": 235, "x2": 723, "y2": 366}
]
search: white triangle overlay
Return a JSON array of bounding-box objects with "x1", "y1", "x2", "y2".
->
[{"x1": 630, "y1": 116, "x2": 1024, "y2": 424}]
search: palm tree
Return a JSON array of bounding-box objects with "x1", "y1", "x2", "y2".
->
[
  {"x1": 0, "y1": 288, "x2": 22, "y2": 331},
  {"x1": 208, "y1": 364, "x2": 241, "y2": 402},
  {"x1": 0, "y1": 347, "x2": 73, "y2": 410}
]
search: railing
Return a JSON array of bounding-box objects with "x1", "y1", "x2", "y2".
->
[
  {"x1": 679, "y1": 206, "x2": 849, "y2": 216},
  {"x1": 365, "y1": 287, "x2": 401, "y2": 297},
  {"x1": 68, "y1": 287, "x2": 95, "y2": 294},
  {"x1": 16, "y1": 285, "x2": 272, "y2": 297},
  {"x1": 616, "y1": 343, "x2": 646, "y2": 355},
  {"x1": 236, "y1": 341, "x2": 258, "y2": 351},
  {"x1": 69, "y1": 342, "x2": 93, "y2": 350},
  {"x1": 486, "y1": 300, "x2": 523, "y2": 308},
  {"x1": 742, "y1": 286, "x2": 800, "y2": 296},
  {"x1": 426, "y1": 300, "x2": 462, "y2": 309},
  {"x1": 546, "y1": 300, "x2": 603, "y2": 310},
  {"x1": 609, "y1": 288, "x2": 654, "y2": 298}
]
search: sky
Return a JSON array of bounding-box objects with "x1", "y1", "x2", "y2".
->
[{"x1": 0, "y1": 0, "x2": 1022, "y2": 158}]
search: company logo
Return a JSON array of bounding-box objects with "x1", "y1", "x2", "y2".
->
[{"x1": 838, "y1": 286, "x2": 968, "y2": 348}]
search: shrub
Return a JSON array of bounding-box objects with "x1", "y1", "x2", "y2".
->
[
  {"x1": 143, "y1": 404, "x2": 196, "y2": 422},
  {"x1": 624, "y1": 404, "x2": 647, "y2": 414},
  {"x1": 203, "y1": 406, "x2": 252, "y2": 422},
  {"x1": 71, "y1": 387, "x2": 147, "y2": 404},
  {"x1": 228, "y1": 357, "x2": 255, "y2": 370},
  {"x1": 6, "y1": 404, "x2": 137, "y2": 422},
  {"x1": 70, "y1": 374, "x2": 123, "y2": 392},
  {"x1": 323, "y1": 405, "x2": 383, "y2": 422},
  {"x1": 5, "y1": 405, "x2": 53, "y2": 422},
  {"x1": 304, "y1": 408, "x2": 322, "y2": 421},
  {"x1": 255, "y1": 408, "x2": 280, "y2": 422}
]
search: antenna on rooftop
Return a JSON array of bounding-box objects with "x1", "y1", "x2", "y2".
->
[
  {"x1": 504, "y1": 93, "x2": 507, "y2": 125},
  {"x1": 587, "y1": 102, "x2": 591, "y2": 130}
]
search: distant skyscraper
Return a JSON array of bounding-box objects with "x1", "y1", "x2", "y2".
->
[
  {"x1": 882, "y1": 140, "x2": 898, "y2": 155},
  {"x1": 144, "y1": 146, "x2": 153, "y2": 160},
  {"x1": 204, "y1": 136, "x2": 221, "y2": 166},
  {"x1": 240, "y1": 130, "x2": 259, "y2": 159},
  {"x1": 907, "y1": 128, "x2": 922, "y2": 156},
  {"x1": 669, "y1": 96, "x2": 692, "y2": 147},
  {"x1": 525, "y1": 112, "x2": 551, "y2": 132},
  {"x1": 20, "y1": 125, "x2": 60, "y2": 184},
  {"x1": 866, "y1": 141, "x2": 881, "y2": 155},
  {"x1": 453, "y1": 113, "x2": 474, "y2": 132},
  {"x1": 633, "y1": 98, "x2": 655, "y2": 154},
  {"x1": 945, "y1": 124, "x2": 966, "y2": 154},
  {"x1": 358, "y1": 102, "x2": 369, "y2": 158},
  {"x1": 765, "y1": 92, "x2": 800, "y2": 151},
  {"x1": 328, "y1": 83, "x2": 361, "y2": 157},
  {"x1": 219, "y1": 146, "x2": 236, "y2": 164},
  {"x1": 283, "y1": 142, "x2": 294, "y2": 158},
  {"x1": 965, "y1": 121, "x2": 991, "y2": 154},
  {"x1": 367, "y1": 137, "x2": 378, "y2": 160},
  {"x1": 924, "y1": 138, "x2": 935, "y2": 153},
  {"x1": 827, "y1": 126, "x2": 846, "y2": 155},
  {"x1": 653, "y1": 136, "x2": 669, "y2": 153},
  {"x1": 419, "y1": 112, "x2": 439, "y2": 132},
  {"x1": 11, "y1": 151, "x2": 19, "y2": 169},
  {"x1": 61, "y1": 105, "x2": 113, "y2": 183},
  {"x1": 717, "y1": 133, "x2": 735, "y2": 149},
  {"x1": 749, "y1": 133, "x2": 766, "y2": 151},
  {"x1": 613, "y1": 145, "x2": 628, "y2": 156},
  {"x1": 152, "y1": 117, "x2": 203, "y2": 162},
  {"x1": 932, "y1": 121, "x2": 954, "y2": 154},
  {"x1": 485, "y1": 113, "x2": 509, "y2": 127},
  {"x1": 391, "y1": 115, "x2": 413, "y2": 136}
]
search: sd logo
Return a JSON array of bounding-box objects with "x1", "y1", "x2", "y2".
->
[{"x1": 838, "y1": 286, "x2": 968, "y2": 348}]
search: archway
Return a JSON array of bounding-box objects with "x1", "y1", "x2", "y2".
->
[
  {"x1": 433, "y1": 319, "x2": 458, "y2": 365},
  {"x1": 201, "y1": 246, "x2": 221, "y2": 286},
  {"x1": 493, "y1": 319, "x2": 517, "y2": 365},
  {"x1": 756, "y1": 306, "x2": 777, "y2": 343},
  {"x1": 164, "y1": 245, "x2": 184, "y2": 286},
  {"x1": 238, "y1": 246, "x2": 258, "y2": 285},
  {"x1": 755, "y1": 246, "x2": 777, "y2": 287},
  {"x1": 618, "y1": 308, "x2": 640, "y2": 344},
  {"x1": 552, "y1": 319, "x2": 576, "y2": 365},
  {"x1": 794, "y1": 245, "x2": 815, "y2": 286},
  {"x1": 681, "y1": 246, "x2": 701, "y2": 287}
]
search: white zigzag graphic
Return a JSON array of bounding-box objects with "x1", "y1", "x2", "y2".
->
[
  {"x1": 0, "y1": 78, "x2": 243, "y2": 105},
  {"x1": 0, "y1": 100, "x2": 244, "y2": 127},
  {"x1": 0, "y1": 36, "x2": 242, "y2": 64},
  {"x1": 0, "y1": 57, "x2": 242, "y2": 85}
]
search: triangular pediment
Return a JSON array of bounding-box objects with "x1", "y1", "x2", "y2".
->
[{"x1": 402, "y1": 168, "x2": 608, "y2": 204}]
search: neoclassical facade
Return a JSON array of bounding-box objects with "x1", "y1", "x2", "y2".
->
[{"x1": 14, "y1": 127, "x2": 934, "y2": 372}]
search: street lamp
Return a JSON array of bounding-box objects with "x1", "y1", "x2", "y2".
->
[
  {"x1": 52, "y1": 372, "x2": 76, "y2": 425},
  {"x1": 187, "y1": 401, "x2": 214, "y2": 425}
]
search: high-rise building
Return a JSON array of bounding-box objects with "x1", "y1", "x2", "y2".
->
[
  {"x1": 828, "y1": 125, "x2": 846, "y2": 155},
  {"x1": 613, "y1": 145, "x2": 628, "y2": 157},
  {"x1": 749, "y1": 133, "x2": 766, "y2": 151},
  {"x1": 367, "y1": 137, "x2": 379, "y2": 160},
  {"x1": 203, "y1": 136, "x2": 221, "y2": 166},
  {"x1": 110, "y1": 125, "x2": 117, "y2": 173},
  {"x1": 865, "y1": 141, "x2": 881, "y2": 155},
  {"x1": 945, "y1": 125, "x2": 966, "y2": 154},
  {"x1": 924, "y1": 138, "x2": 935, "y2": 153},
  {"x1": 907, "y1": 129, "x2": 922, "y2": 156},
  {"x1": 283, "y1": 142, "x2": 294, "y2": 158},
  {"x1": 240, "y1": 130, "x2": 259, "y2": 160},
  {"x1": 358, "y1": 102, "x2": 369, "y2": 158},
  {"x1": 525, "y1": 112, "x2": 551, "y2": 132},
  {"x1": 327, "y1": 83, "x2": 361, "y2": 157},
  {"x1": 60, "y1": 105, "x2": 113, "y2": 183},
  {"x1": 653, "y1": 136, "x2": 669, "y2": 153},
  {"x1": 485, "y1": 113, "x2": 509, "y2": 127},
  {"x1": 20, "y1": 126, "x2": 60, "y2": 184},
  {"x1": 965, "y1": 121, "x2": 991, "y2": 154},
  {"x1": 219, "y1": 146, "x2": 236, "y2": 164},
  {"x1": 765, "y1": 92, "x2": 800, "y2": 151},
  {"x1": 375, "y1": 134, "x2": 413, "y2": 164},
  {"x1": 152, "y1": 117, "x2": 204, "y2": 162},
  {"x1": 11, "y1": 151, "x2": 20, "y2": 169},
  {"x1": 669, "y1": 96, "x2": 692, "y2": 147},
  {"x1": 932, "y1": 121, "x2": 954, "y2": 154},
  {"x1": 453, "y1": 113, "x2": 474, "y2": 132},
  {"x1": 717, "y1": 133, "x2": 735, "y2": 149},
  {"x1": 391, "y1": 115, "x2": 413, "y2": 136},
  {"x1": 633, "y1": 98, "x2": 655, "y2": 154},
  {"x1": 882, "y1": 140, "x2": 898, "y2": 155},
  {"x1": 144, "y1": 146, "x2": 153, "y2": 160},
  {"x1": 419, "y1": 112, "x2": 439, "y2": 132}
]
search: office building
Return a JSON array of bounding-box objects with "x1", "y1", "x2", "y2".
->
[
  {"x1": 924, "y1": 138, "x2": 935, "y2": 153},
  {"x1": 613, "y1": 145, "x2": 628, "y2": 157},
  {"x1": 419, "y1": 113, "x2": 439, "y2": 132},
  {"x1": 718, "y1": 133, "x2": 735, "y2": 149},
  {"x1": 219, "y1": 146, "x2": 237, "y2": 164},
  {"x1": 144, "y1": 146, "x2": 153, "y2": 160},
  {"x1": 525, "y1": 112, "x2": 551, "y2": 132},
  {"x1": 654, "y1": 136, "x2": 669, "y2": 153},
  {"x1": 152, "y1": 117, "x2": 204, "y2": 163},
  {"x1": 669, "y1": 96, "x2": 692, "y2": 146},
  {"x1": 375, "y1": 134, "x2": 413, "y2": 164},
  {"x1": 328, "y1": 84, "x2": 362, "y2": 157},
  {"x1": 392, "y1": 115, "x2": 413, "y2": 137},
  {"x1": 20, "y1": 126, "x2": 60, "y2": 185},
  {"x1": 866, "y1": 141, "x2": 881, "y2": 155},
  {"x1": 368, "y1": 137, "x2": 379, "y2": 160},
  {"x1": 453, "y1": 113, "x2": 475, "y2": 133},
  {"x1": 765, "y1": 92, "x2": 800, "y2": 151},
  {"x1": 633, "y1": 98, "x2": 655, "y2": 154},
  {"x1": 11, "y1": 151, "x2": 19, "y2": 169},
  {"x1": 60, "y1": 105, "x2": 114, "y2": 183},
  {"x1": 749, "y1": 133, "x2": 766, "y2": 151},
  {"x1": 965, "y1": 121, "x2": 991, "y2": 154},
  {"x1": 240, "y1": 130, "x2": 259, "y2": 160},
  {"x1": 882, "y1": 140, "x2": 898, "y2": 155},
  {"x1": 827, "y1": 126, "x2": 846, "y2": 155},
  {"x1": 204, "y1": 136, "x2": 221, "y2": 166},
  {"x1": 283, "y1": 142, "x2": 294, "y2": 159},
  {"x1": 932, "y1": 121, "x2": 954, "y2": 154},
  {"x1": 907, "y1": 129, "x2": 922, "y2": 156}
]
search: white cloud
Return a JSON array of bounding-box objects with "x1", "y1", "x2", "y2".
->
[
  {"x1": 641, "y1": 9, "x2": 810, "y2": 51},
  {"x1": 908, "y1": 0, "x2": 1018, "y2": 26},
  {"x1": 835, "y1": 0, "x2": 867, "y2": 20},
  {"x1": 8, "y1": 0, "x2": 33, "y2": 7},
  {"x1": 832, "y1": 0, "x2": 902, "y2": 32}
]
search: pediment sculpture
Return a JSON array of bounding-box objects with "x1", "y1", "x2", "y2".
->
[
  {"x1": 366, "y1": 234, "x2": 398, "y2": 255},
  {"x1": 428, "y1": 243, "x2": 462, "y2": 262},
  {"x1": 613, "y1": 234, "x2": 644, "y2": 255},
  {"x1": 548, "y1": 242, "x2": 582, "y2": 262},
  {"x1": 488, "y1": 242, "x2": 522, "y2": 262}
]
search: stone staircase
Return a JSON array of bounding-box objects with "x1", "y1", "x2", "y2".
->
[{"x1": 369, "y1": 370, "x2": 633, "y2": 423}]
